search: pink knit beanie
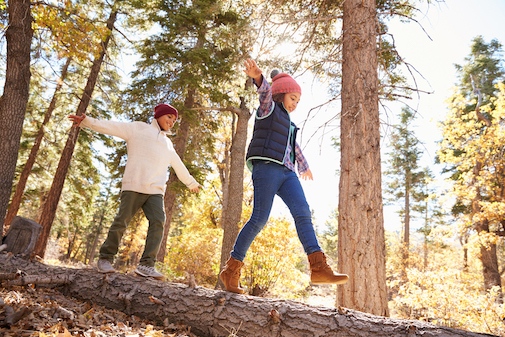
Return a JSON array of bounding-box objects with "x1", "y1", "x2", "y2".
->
[
  {"x1": 154, "y1": 103, "x2": 178, "y2": 119},
  {"x1": 271, "y1": 72, "x2": 301, "y2": 95}
]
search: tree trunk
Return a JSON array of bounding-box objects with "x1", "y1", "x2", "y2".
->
[
  {"x1": 460, "y1": 233, "x2": 469, "y2": 271},
  {"x1": 338, "y1": 0, "x2": 388, "y2": 316},
  {"x1": 480, "y1": 241, "x2": 501, "y2": 291},
  {"x1": 404, "y1": 178, "x2": 410, "y2": 250},
  {"x1": 423, "y1": 201, "x2": 429, "y2": 270},
  {"x1": 157, "y1": 91, "x2": 194, "y2": 262},
  {"x1": 218, "y1": 97, "x2": 251, "y2": 285},
  {"x1": 402, "y1": 177, "x2": 411, "y2": 276},
  {"x1": 0, "y1": 255, "x2": 493, "y2": 337},
  {"x1": 476, "y1": 220, "x2": 502, "y2": 294},
  {"x1": 86, "y1": 184, "x2": 113, "y2": 264},
  {"x1": 0, "y1": 0, "x2": 33, "y2": 235},
  {"x1": 471, "y1": 160, "x2": 502, "y2": 295},
  {"x1": 4, "y1": 58, "x2": 72, "y2": 231},
  {"x1": 34, "y1": 10, "x2": 118, "y2": 258}
]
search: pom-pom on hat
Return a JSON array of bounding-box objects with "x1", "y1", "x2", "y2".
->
[
  {"x1": 271, "y1": 72, "x2": 301, "y2": 95},
  {"x1": 154, "y1": 103, "x2": 178, "y2": 120}
]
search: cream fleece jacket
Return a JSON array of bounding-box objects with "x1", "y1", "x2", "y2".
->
[{"x1": 81, "y1": 116, "x2": 199, "y2": 195}]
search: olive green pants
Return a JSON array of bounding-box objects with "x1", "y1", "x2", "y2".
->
[{"x1": 99, "y1": 191, "x2": 165, "y2": 267}]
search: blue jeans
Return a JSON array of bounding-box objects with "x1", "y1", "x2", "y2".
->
[{"x1": 231, "y1": 161, "x2": 321, "y2": 261}]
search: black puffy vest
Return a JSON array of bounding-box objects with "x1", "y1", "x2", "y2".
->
[{"x1": 246, "y1": 102, "x2": 298, "y2": 169}]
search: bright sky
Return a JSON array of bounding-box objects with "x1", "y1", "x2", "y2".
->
[{"x1": 271, "y1": 0, "x2": 505, "y2": 233}]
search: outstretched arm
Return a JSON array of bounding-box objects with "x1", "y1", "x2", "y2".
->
[
  {"x1": 67, "y1": 114, "x2": 133, "y2": 140},
  {"x1": 245, "y1": 59, "x2": 273, "y2": 117}
]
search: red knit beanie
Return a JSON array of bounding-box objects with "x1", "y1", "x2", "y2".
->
[
  {"x1": 271, "y1": 73, "x2": 301, "y2": 95},
  {"x1": 154, "y1": 103, "x2": 178, "y2": 120}
]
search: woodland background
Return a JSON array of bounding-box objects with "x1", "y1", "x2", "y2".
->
[{"x1": 1, "y1": 0, "x2": 505, "y2": 336}]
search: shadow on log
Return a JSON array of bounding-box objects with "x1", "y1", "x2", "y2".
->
[{"x1": 0, "y1": 254, "x2": 497, "y2": 337}]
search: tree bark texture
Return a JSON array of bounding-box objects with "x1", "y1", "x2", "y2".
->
[
  {"x1": 34, "y1": 11, "x2": 118, "y2": 258},
  {"x1": 471, "y1": 159, "x2": 502, "y2": 292},
  {"x1": 338, "y1": 0, "x2": 388, "y2": 316},
  {"x1": 219, "y1": 98, "x2": 251, "y2": 279},
  {"x1": 4, "y1": 58, "x2": 72, "y2": 231},
  {"x1": 0, "y1": 255, "x2": 495, "y2": 337},
  {"x1": 0, "y1": 0, "x2": 33, "y2": 235},
  {"x1": 476, "y1": 220, "x2": 502, "y2": 292}
]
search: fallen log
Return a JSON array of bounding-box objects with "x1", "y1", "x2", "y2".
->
[{"x1": 0, "y1": 254, "x2": 496, "y2": 337}]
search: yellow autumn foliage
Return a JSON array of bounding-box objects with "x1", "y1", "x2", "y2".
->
[
  {"x1": 163, "y1": 224, "x2": 222, "y2": 287},
  {"x1": 243, "y1": 216, "x2": 309, "y2": 299},
  {"x1": 388, "y1": 234, "x2": 505, "y2": 336}
]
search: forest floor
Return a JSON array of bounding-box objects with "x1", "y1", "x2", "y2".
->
[{"x1": 0, "y1": 285, "x2": 197, "y2": 337}]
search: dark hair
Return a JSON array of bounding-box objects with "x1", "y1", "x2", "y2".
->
[{"x1": 272, "y1": 93, "x2": 285, "y2": 103}]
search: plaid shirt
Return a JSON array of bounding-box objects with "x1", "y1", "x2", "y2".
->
[{"x1": 254, "y1": 76, "x2": 310, "y2": 174}]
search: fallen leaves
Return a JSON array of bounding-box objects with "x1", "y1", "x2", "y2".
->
[{"x1": 0, "y1": 285, "x2": 196, "y2": 337}]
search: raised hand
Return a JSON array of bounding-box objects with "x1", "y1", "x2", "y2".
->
[{"x1": 244, "y1": 59, "x2": 263, "y2": 84}]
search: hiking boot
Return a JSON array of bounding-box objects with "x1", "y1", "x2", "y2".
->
[
  {"x1": 134, "y1": 265, "x2": 165, "y2": 280},
  {"x1": 308, "y1": 251, "x2": 348, "y2": 285},
  {"x1": 219, "y1": 256, "x2": 245, "y2": 294},
  {"x1": 97, "y1": 259, "x2": 115, "y2": 273}
]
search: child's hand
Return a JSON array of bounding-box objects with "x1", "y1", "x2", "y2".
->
[
  {"x1": 300, "y1": 169, "x2": 313, "y2": 181},
  {"x1": 189, "y1": 184, "x2": 201, "y2": 193},
  {"x1": 244, "y1": 59, "x2": 262, "y2": 84},
  {"x1": 68, "y1": 114, "x2": 86, "y2": 127}
]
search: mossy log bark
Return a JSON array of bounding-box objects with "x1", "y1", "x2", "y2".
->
[{"x1": 0, "y1": 255, "x2": 496, "y2": 337}]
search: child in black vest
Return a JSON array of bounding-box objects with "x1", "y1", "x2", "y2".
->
[{"x1": 220, "y1": 59, "x2": 348, "y2": 294}]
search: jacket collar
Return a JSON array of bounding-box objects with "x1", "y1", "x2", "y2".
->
[{"x1": 151, "y1": 118, "x2": 170, "y2": 135}]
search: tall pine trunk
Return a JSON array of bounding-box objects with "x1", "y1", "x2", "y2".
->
[
  {"x1": 338, "y1": 0, "x2": 388, "y2": 316},
  {"x1": 0, "y1": 0, "x2": 33, "y2": 235},
  {"x1": 34, "y1": 10, "x2": 118, "y2": 257},
  {"x1": 4, "y1": 58, "x2": 72, "y2": 230}
]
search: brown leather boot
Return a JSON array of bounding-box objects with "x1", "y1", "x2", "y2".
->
[
  {"x1": 308, "y1": 251, "x2": 349, "y2": 285},
  {"x1": 219, "y1": 257, "x2": 245, "y2": 294}
]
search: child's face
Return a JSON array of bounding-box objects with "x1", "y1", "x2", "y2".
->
[
  {"x1": 157, "y1": 113, "x2": 177, "y2": 131},
  {"x1": 283, "y1": 92, "x2": 301, "y2": 113}
]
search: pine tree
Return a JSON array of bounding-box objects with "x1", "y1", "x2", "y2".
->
[
  {"x1": 34, "y1": 6, "x2": 119, "y2": 257},
  {"x1": 384, "y1": 106, "x2": 429, "y2": 266},
  {"x1": 438, "y1": 36, "x2": 505, "y2": 295},
  {"x1": 338, "y1": 0, "x2": 388, "y2": 316},
  {"x1": 0, "y1": 0, "x2": 33, "y2": 235},
  {"x1": 122, "y1": 0, "x2": 251, "y2": 262}
]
